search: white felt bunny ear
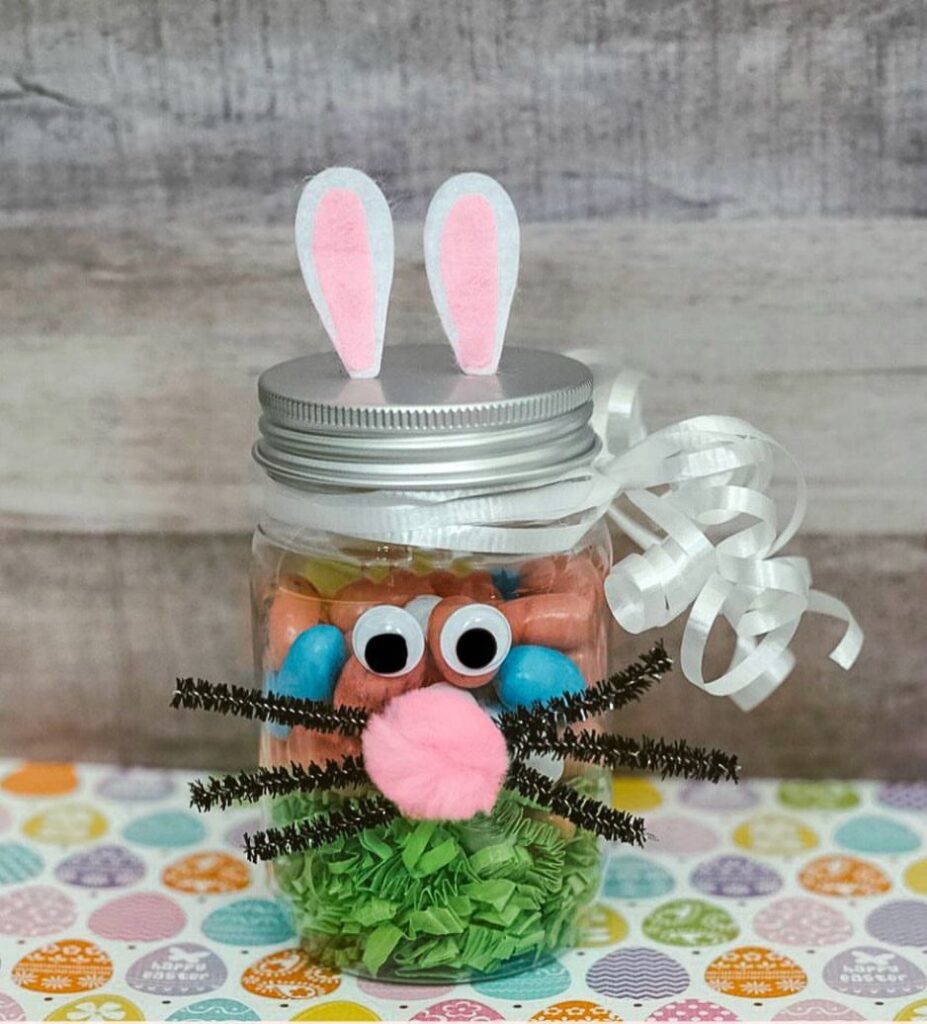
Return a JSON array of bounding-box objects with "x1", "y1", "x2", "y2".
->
[
  {"x1": 295, "y1": 168, "x2": 394, "y2": 379},
  {"x1": 424, "y1": 173, "x2": 520, "y2": 375}
]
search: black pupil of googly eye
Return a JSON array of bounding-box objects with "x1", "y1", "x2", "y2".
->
[
  {"x1": 456, "y1": 628, "x2": 498, "y2": 671},
  {"x1": 365, "y1": 633, "x2": 409, "y2": 675}
]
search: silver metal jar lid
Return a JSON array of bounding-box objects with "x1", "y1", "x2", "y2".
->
[{"x1": 254, "y1": 343, "x2": 599, "y2": 490}]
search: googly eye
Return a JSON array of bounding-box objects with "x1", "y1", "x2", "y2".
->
[
  {"x1": 439, "y1": 603, "x2": 512, "y2": 677},
  {"x1": 352, "y1": 605, "x2": 426, "y2": 677}
]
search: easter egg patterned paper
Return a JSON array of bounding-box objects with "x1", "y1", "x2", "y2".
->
[
  {"x1": 642, "y1": 899, "x2": 739, "y2": 946},
  {"x1": 23, "y1": 804, "x2": 107, "y2": 846},
  {"x1": 201, "y1": 898, "x2": 295, "y2": 945},
  {"x1": 13, "y1": 939, "x2": 113, "y2": 993},
  {"x1": 162, "y1": 851, "x2": 249, "y2": 895},
  {"x1": 904, "y1": 858, "x2": 927, "y2": 894},
  {"x1": 577, "y1": 903, "x2": 628, "y2": 946},
  {"x1": 532, "y1": 1001, "x2": 623, "y2": 1021},
  {"x1": 612, "y1": 777, "x2": 662, "y2": 812},
  {"x1": 681, "y1": 782, "x2": 759, "y2": 812},
  {"x1": 705, "y1": 947, "x2": 807, "y2": 999},
  {"x1": 732, "y1": 815, "x2": 818, "y2": 856},
  {"x1": 89, "y1": 892, "x2": 186, "y2": 942},
  {"x1": 409, "y1": 999, "x2": 504, "y2": 1021},
  {"x1": 753, "y1": 897, "x2": 853, "y2": 946},
  {"x1": 45, "y1": 994, "x2": 144, "y2": 1021},
  {"x1": 0, "y1": 842, "x2": 43, "y2": 884},
  {"x1": 356, "y1": 979, "x2": 452, "y2": 1001},
  {"x1": 55, "y1": 845, "x2": 146, "y2": 888},
  {"x1": 895, "y1": 998, "x2": 927, "y2": 1021},
  {"x1": 127, "y1": 943, "x2": 227, "y2": 996},
  {"x1": 240, "y1": 949, "x2": 340, "y2": 1000},
  {"x1": 0, "y1": 995, "x2": 25, "y2": 1022},
  {"x1": 586, "y1": 947, "x2": 689, "y2": 1000},
  {"x1": 290, "y1": 1002, "x2": 381, "y2": 1021},
  {"x1": 823, "y1": 946, "x2": 927, "y2": 999},
  {"x1": 473, "y1": 959, "x2": 570, "y2": 1000},
  {"x1": 877, "y1": 783, "x2": 927, "y2": 813},
  {"x1": 647, "y1": 999, "x2": 739, "y2": 1021},
  {"x1": 777, "y1": 781, "x2": 860, "y2": 811},
  {"x1": 865, "y1": 899, "x2": 927, "y2": 946},
  {"x1": 772, "y1": 999, "x2": 866, "y2": 1021},
  {"x1": 603, "y1": 854, "x2": 674, "y2": 899},
  {"x1": 690, "y1": 855, "x2": 782, "y2": 898},
  {"x1": 0, "y1": 885, "x2": 78, "y2": 937},
  {"x1": 3, "y1": 763, "x2": 77, "y2": 798},
  {"x1": 799, "y1": 855, "x2": 892, "y2": 897},
  {"x1": 123, "y1": 811, "x2": 205, "y2": 848},
  {"x1": 835, "y1": 815, "x2": 921, "y2": 855},
  {"x1": 95, "y1": 768, "x2": 174, "y2": 802},
  {"x1": 167, "y1": 998, "x2": 261, "y2": 1021},
  {"x1": 647, "y1": 816, "x2": 720, "y2": 857}
]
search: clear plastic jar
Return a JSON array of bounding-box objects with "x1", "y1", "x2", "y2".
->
[{"x1": 251, "y1": 345, "x2": 614, "y2": 981}]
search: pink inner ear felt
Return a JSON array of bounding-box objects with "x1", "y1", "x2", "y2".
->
[
  {"x1": 440, "y1": 194, "x2": 498, "y2": 373},
  {"x1": 312, "y1": 189, "x2": 377, "y2": 375}
]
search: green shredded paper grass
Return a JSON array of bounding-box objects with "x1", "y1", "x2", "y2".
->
[{"x1": 271, "y1": 780, "x2": 603, "y2": 980}]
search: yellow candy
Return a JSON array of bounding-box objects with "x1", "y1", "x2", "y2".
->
[{"x1": 298, "y1": 557, "x2": 361, "y2": 597}]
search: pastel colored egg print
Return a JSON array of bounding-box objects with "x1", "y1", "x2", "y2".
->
[
  {"x1": 127, "y1": 942, "x2": 227, "y2": 996},
  {"x1": 777, "y1": 781, "x2": 860, "y2": 811},
  {"x1": 167, "y1": 998, "x2": 261, "y2": 1021},
  {"x1": 0, "y1": 994, "x2": 26, "y2": 1021},
  {"x1": 290, "y1": 1002, "x2": 381, "y2": 1021},
  {"x1": 895, "y1": 998, "x2": 927, "y2": 1021},
  {"x1": 162, "y1": 851, "x2": 250, "y2": 895},
  {"x1": 586, "y1": 947, "x2": 689, "y2": 1000},
  {"x1": 0, "y1": 806, "x2": 11, "y2": 834},
  {"x1": 732, "y1": 814, "x2": 818, "y2": 856},
  {"x1": 603, "y1": 855, "x2": 674, "y2": 899},
  {"x1": 772, "y1": 999, "x2": 865, "y2": 1021},
  {"x1": 823, "y1": 945, "x2": 927, "y2": 998},
  {"x1": 866, "y1": 899, "x2": 927, "y2": 946},
  {"x1": 0, "y1": 885, "x2": 78, "y2": 937},
  {"x1": 681, "y1": 782, "x2": 759, "y2": 812},
  {"x1": 753, "y1": 897, "x2": 852, "y2": 946},
  {"x1": 356, "y1": 979, "x2": 452, "y2": 1001},
  {"x1": 578, "y1": 903, "x2": 628, "y2": 947},
  {"x1": 96, "y1": 767, "x2": 174, "y2": 802},
  {"x1": 835, "y1": 815, "x2": 921, "y2": 855},
  {"x1": 473, "y1": 958, "x2": 570, "y2": 1000},
  {"x1": 705, "y1": 947, "x2": 807, "y2": 1000},
  {"x1": 12, "y1": 938, "x2": 113, "y2": 993},
  {"x1": 240, "y1": 948, "x2": 340, "y2": 1000},
  {"x1": 690, "y1": 855, "x2": 782, "y2": 898},
  {"x1": 0, "y1": 842, "x2": 43, "y2": 884},
  {"x1": 647, "y1": 816, "x2": 719, "y2": 857},
  {"x1": 89, "y1": 892, "x2": 186, "y2": 941},
  {"x1": 2, "y1": 763, "x2": 77, "y2": 798},
  {"x1": 904, "y1": 858, "x2": 927, "y2": 894},
  {"x1": 23, "y1": 804, "x2": 107, "y2": 845},
  {"x1": 45, "y1": 994, "x2": 144, "y2": 1021},
  {"x1": 613, "y1": 777, "x2": 662, "y2": 812},
  {"x1": 799, "y1": 855, "x2": 892, "y2": 897},
  {"x1": 201, "y1": 898, "x2": 295, "y2": 945},
  {"x1": 55, "y1": 844, "x2": 146, "y2": 888},
  {"x1": 223, "y1": 815, "x2": 261, "y2": 854},
  {"x1": 878, "y1": 782, "x2": 927, "y2": 812},
  {"x1": 122, "y1": 811, "x2": 206, "y2": 848},
  {"x1": 532, "y1": 1001, "x2": 623, "y2": 1021},
  {"x1": 647, "y1": 999, "x2": 738, "y2": 1021},
  {"x1": 410, "y1": 1000, "x2": 504, "y2": 1021},
  {"x1": 642, "y1": 899, "x2": 739, "y2": 947}
]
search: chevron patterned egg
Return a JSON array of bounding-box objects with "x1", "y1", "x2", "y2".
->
[
  {"x1": 587, "y1": 947, "x2": 689, "y2": 1000},
  {"x1": 866, "y1": 900, "x2": 927, "y2": 946},
  {"x1": 45, "y1": 995, "x2": 144, "y2": 1021},
  {"x1": 648, "y1": 999, "x2": 738, "y2": 1021},
  {"x1": 240, "y1": 949, "x2": 340, "y2": 1000},
  {"x1": 691, "y1": 856, "x2": 782, "y2": 898},
  {"x1": 772, "y1": 999, "x2": 865, "y2": 1021},
  {"x1": 89, "y1": 891, "x2": 185, "y2": 941},
  {"x1": 647, "y1": 816, "x2": 719, "y2": 857},
  {"x1": 202, "y1": 898, "x2": 294, "y2": 945},
  {"x1": 603, "y1": 855, "x2": 674, "y2": 899},
  {"x1": 733, "y1": 815, "x2": 818, "y2": 856},
  {"x1": 642, "y1": 899, "x2": 739, "y2": 946},
  {"x1": 96, "y1": 768, "x2": 174, "y2": 801},
  {"x1": 705, "y1": 947, "x2": 807, "y2": 1000},
  {"x1": 799, "y1": 855, "x2": 891, "y2": 897},
  {"x1": 0, "y1": 842, "x2": 43, "y2": 885},
  {"x1": 835, "y1": 815, "x2": 920, "y2": 855},
  {"x1": 532, "y1": 1001, "x2": 622, "y2": 1021},
  {"x1": 12, "y1": 938, "x2": 113, "y2": 993},
  {"x1": 753, "y1": 897, "x2": 853, "y2": 946},
  {"x1": 777, "y1": 782, "x2": 859, "y2": 811},
  {"x1": 167, "y1": 998, "x2": 261, "y2": 1021},
  {"x1": 0, "y1": 885, "x2": 77, "y2": 937},
  {"x1": 0, "y1": 994, "x2": 24, "y2": 1021},
  {"x1": 56, "y1": 844, "x2": 145, "y2": 888},
  {"x1": 681, "y1": 782, "x2": 759, "y2": 812},
  {"x1": 823, "y1": 945, "x2": 926, "y2": 998},
  {"x1": 473, "y1": 959, "x2": 570, "y2": 1000},
  {"x1": 127, "y1": 942, "x2": 227, "y2": 996},
  {"x1": 410, "y1": 999, "x2": 504, "y2": 1020}
]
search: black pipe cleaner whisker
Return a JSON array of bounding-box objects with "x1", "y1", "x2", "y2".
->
[
  {"x1": 171, "y1": 677, "x2": 368, "y2": 735},
  {"x1": 498, "y1": 641, "x2": 672, "y2": 755},
  {"x1": 243, "y1": 796, "x2": 398, "y2": 863},
  {"x1": 506, "y1": 762, "x2": 647, "y2": 846},
  {"x1": 189, "y1": 756, "x2": 370, "y2": 812},
  {"x1": 537, "y1": 729, "x2": 741, "y2": 783}
]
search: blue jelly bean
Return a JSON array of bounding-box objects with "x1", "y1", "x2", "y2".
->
[
  {"x1": 491, "y1": 566, "x2": 521, "y2": 600},
  {"x1": 495, "y1": 645, "x2": 586, "y2": 708},
  {"x1": 265, "y1": 624, "x2": 346, "y2": 737}
]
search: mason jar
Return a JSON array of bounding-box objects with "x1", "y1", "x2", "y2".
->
[{"x1": 250, "y1": 343, "x2": 614, "y2": 982}]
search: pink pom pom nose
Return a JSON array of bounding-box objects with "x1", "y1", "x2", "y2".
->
[{"x1": 361, "y1": 685, "x2": 509, "y2": 821}]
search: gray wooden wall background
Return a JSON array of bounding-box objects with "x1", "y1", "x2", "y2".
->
[{"x1": 1, "y1": 0, "x2": 925, "y2": 777}]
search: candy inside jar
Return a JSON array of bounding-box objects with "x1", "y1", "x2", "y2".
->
[{"x1": 253, "y1": 527, "x2": 613, "y2": 979}]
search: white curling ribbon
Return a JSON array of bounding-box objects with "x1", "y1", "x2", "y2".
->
[{"x1": 263, "y1": 367, "x2": 862, "y2": 704}]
